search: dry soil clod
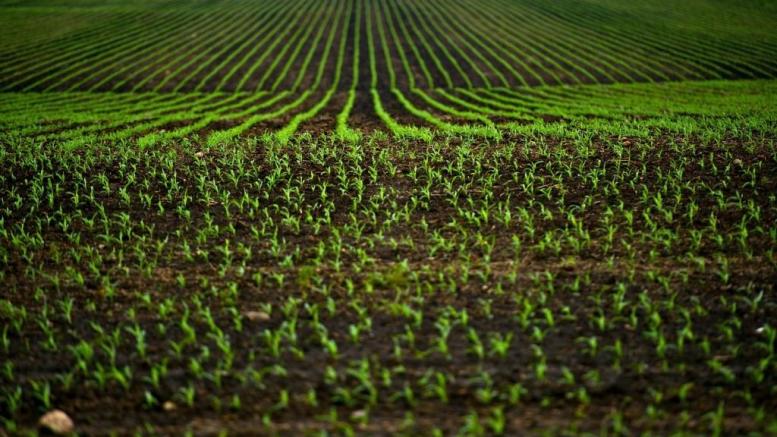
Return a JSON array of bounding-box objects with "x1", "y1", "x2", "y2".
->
[
  {"x1": 244, "y1": 310, "x2": 271, "y2": 322},
  {"x1": 38, "y1": 410, "x2": 74, "y2": 435}
]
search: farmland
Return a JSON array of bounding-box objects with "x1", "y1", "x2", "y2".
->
[{"x1": 1, "y1": 0, "x2": 777, "y2": 434}]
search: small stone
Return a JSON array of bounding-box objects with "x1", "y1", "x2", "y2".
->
[
  {"x1": 194, "y1": 151, "x2": 205, "y2": 158},
  {"x1": 244, "y1": 310, "x2": 270, "y2": 322},
  {"x1": 733, "y1": 158, "x2": 743, "y2": 166},
  {"x1": 351, "y1": 409, "x2": 367, "y2": 420},
  {"x1": 39, "y1": 410, "x2": 74, "y2": 435},
  {"x1": 163, "y1": 401, "x2": 177, "y2": 411}
]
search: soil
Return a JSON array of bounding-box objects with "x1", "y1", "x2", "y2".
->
[{"x1": 1, "y1": 132, "x2": 775, "y2": 434}]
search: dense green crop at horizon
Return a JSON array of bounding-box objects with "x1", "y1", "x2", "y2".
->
[{"x1": 1, "y1": 0, "x2": 776, "y2": 142}]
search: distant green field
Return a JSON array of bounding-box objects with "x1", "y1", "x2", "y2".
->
[
  {"x1": 1, "y1": 0, "x2": 777, "y2": 435},
  {"x1": 1, "y1": 0, "x2": 777, "y2": 140}
]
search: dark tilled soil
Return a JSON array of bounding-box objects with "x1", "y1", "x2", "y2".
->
[{"x1": 1, "y1": 132, "x2": 775, "y2": 434}]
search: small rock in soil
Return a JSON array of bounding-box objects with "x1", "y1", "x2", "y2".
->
[
  {"x1": 163, "y1": 401, "x2": 177, "y2": 411},
  {"x1": 39, "y1": 410, "x2": 74, "y2": 435},
  {"x1": 244, "y1": 310, "x2": 270, "y2": 321}
]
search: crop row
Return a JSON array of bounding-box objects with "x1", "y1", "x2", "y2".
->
[
  {"x1": 2, "y1": 79, "x2": 776, "y2": 145},
  {"x1": 2, "y1": 0, "x2": 776, "y2": 93}
]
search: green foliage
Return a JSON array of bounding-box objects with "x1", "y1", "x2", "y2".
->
[{"x1": 1, "y1": 0, "x2": 776, "y2": 433}]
